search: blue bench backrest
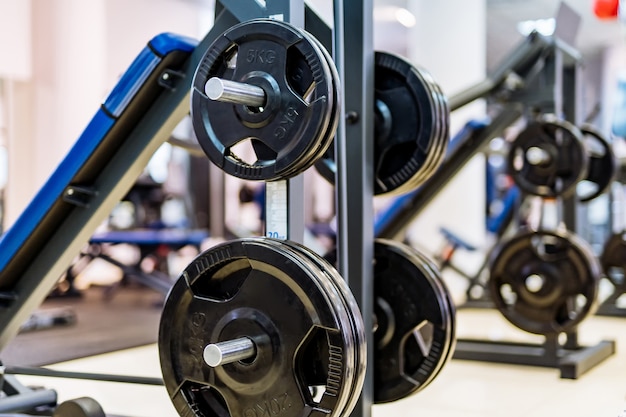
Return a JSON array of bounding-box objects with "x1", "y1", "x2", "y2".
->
[{"x1": 0, "y1": 33, "x2": 197, "y2": 289}]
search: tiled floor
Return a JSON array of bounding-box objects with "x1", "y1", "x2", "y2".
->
[{"x1": 14, "y1": 306, "x2": 626, "y2": 417}]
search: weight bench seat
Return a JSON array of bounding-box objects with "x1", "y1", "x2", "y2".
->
[
  {"x1": 89, "y1": 229, "x2": 208, "y2": 248},
  {"x1": 0, "y1": 32, "x2": 199, "y2": 350},
  {"x1": 77, "y1": 228, "x2": 209, "y2": 297},
  {"x1": 439, "y1": 227, "x2": 477, "y2": 252}
]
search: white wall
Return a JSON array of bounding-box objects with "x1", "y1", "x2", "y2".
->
[
  {"x1": 0, "y1": 0, "x2": 32, "y2": 81},
  {"x1": 3, "y1": 0, "x2": 207, "y2": 229},
  {"x1": 402, "y1": 0, "x2": 487, "y2": 262}
]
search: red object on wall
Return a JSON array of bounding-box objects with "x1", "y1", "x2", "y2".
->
[{"x1": 594, "y1": 0, "x2": 620, "y2": 19}]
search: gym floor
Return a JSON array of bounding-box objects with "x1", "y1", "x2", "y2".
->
[{"x1": 11, "y1": 291, "x2": 626, "y2": 417}]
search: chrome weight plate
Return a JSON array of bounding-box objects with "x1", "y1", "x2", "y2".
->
[
  {"x1": 159, "y1": 238, "x2": 363, "y2": 417},
  {"x1": 507, "y1": 115, "x2": 588, "y2": 198},
  {"x1": 191, "y1": 19, "x2": 337, "y2": 181},
  {"x1": 488, "y1": 229, "x2": 601, "y2": 335}
]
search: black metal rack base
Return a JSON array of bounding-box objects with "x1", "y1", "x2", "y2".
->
[
  {"x1": 595, "y1": 290, "x2": 626, "y2": 317},
  {"x1": 596, "y1": 306, "x2": 626, "y2": 317},
  {"x1": 453, "y1": 334, "x2": 616, "y2": 379},
  {"x1": 458, "y1": 298, "x2": 494, "y2": 310}
]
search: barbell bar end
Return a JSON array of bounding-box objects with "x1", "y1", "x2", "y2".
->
[
  {"x1": 204, "y1": 77, "x2": 266, "y2": 108},
  {"x1": 203, "y1": 337, "x2": 256, "y2": 367}
]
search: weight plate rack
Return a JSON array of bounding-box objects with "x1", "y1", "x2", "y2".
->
[
  {"x1": 0, "y1": 1, "x2": 619, "y2": 416},
  {"x1": 179, "y1": 3, "x2": 379, "y2": 417}
]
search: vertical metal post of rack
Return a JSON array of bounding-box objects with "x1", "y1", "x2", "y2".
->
[
  {"x1": 553, "y1": 42, "x2": 581, "y2": 235},
  {"x1": 333, "y1": 0, "x2": 375, "y2": 416},
  {"x1": 208, "y1": 164, "x2": 226, "y2": 238},
  {"x1": 554, "y1": 40, "x2": 585, "y2": 350},
  {"x1": 215, "y1": 0, "x2": 305, "y2": 244}
]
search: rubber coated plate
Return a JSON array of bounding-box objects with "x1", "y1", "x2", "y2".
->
[
  {"x1": 159, "y1": 238, "x2": 362, "y2": 417},
  {"x1": 600, "y1": 232, "x2": 626, "y2": 290},
  {"x1": 280, "y1": 30, "x2": 340, "y2": 180},
  {"x1": 372, "y1": 239, "x2": 454, "y2": 402},
  {"x1": 488, "y1": 229, "x2": 600, "y2": 335},
  {"x1": 53, "y1": 397, "x2": 105, "y2": 417},
  {"x1": 322, "y1": 239, "x2": 455, "y2": 403},
  {"x1": 577, "y1": 124, "x2": 616, "y2": 202},
  {"x1": 263, "y1": 239, "x2": 366, "y2": 416},
  {"x1": 314, "y1": 51, "x2": 449, "y2": 195},
  {"x1": 401, "y1": 65, "x2": 449, "y2": 190},
  {"x1": 508, "y1": 115, "x2": 588, "y2": 198},
  {"x1": 405, "y1": 244, "x2": 457, "y2": 384},
  {"x1": 191, "y1": 19, "x2": 335, "y2": 181}
]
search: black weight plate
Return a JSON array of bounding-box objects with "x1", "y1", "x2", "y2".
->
[
  {"x1": 159, "y1": 238, "x2": 360, "y2": 417},
  {"x1": 577, "y1": 124, "x2": 617, "y2": 202},
  {"x1": 488, "y1": 229, "x2": 600, "y2": 335},
  {"x1": 600, "y1": 232, "x2": 626, "y2": 289},
  {"x1": 372, "y1": 239, "x2": 454, "y2": 402},
  {"x1": 191, "y1": 19, "x2": 334, "y2": 181},
  {"x1": 426, "y1": 70, "x2": 450, "y2": 182},
  {"x1": 373, "y1": 53, "x2": 437, "y2": 194},
  {"x1": 314, "y1": 52, "x2": 449, "y2": 195},
  {"x1": 323, "y1": 240, "x2": 455, "y2": 402},
  {"x1": 263, "y1": 238, "x2": 366, "y2": 416},
  {"x1": 391, "y1": 68, "x2": 438, "y2": 191},
  {"x1": 403, "y1": 66, "x2": 449, "y2": 189},
  {"x1": 282, "y1": 30, "x2": 340, "y2": 179},
  {"x1": 53, "y1": 397, "x2": 105, "y2": 417},
  {"x1": 507, "y1": 115, "x2": 588, "y2": 198},
  {"x1": 275, "y1": 29, "x2": 337, "y2": 180},
  {"x1": 406, "y1": 245, "x2": 456, "y2": 384}
]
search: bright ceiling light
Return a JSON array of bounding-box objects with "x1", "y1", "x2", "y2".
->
[
  {"x1": 395, "y1": 8, "x2": 417, "y2": 28},
  {"x1": 517, "y1": 18, "x2": 555, "y2": 36},
  {"x1": 375, "y1": 6, "x2": 416, "y2": 28}
]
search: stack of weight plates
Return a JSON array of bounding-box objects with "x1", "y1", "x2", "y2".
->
[
  {"x1": 488, "y1": 228, "x2": 600, "y2": 335},
  {"x1": 266, "y1": 239, "x2": 367, "y2": 415},
  {"x1": 191, "y1": 19, "x2": 340, "y2": 181},
  {"x1": 315, "y1": 51, "x2": 450, "y2": 195},
  {"x1": 372, "y1": 239, "x2": 456, "y2": 402},
  {"x1": 373, "y1": 52, "x2": 450, "y2": 195},
  {"x1": 506, "y1": 114, "x2": 588, "y2": 198},
  {"x1": 323, "y1": 239, "x2": 456, "y2": 402},
  {"x1": 158, "y1": 237, "x2": 366, "y2": 417}
]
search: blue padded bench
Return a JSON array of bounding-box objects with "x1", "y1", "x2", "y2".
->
[
  {"x1": 0, "y1": 32, "x2": 201, "y2": 351},
  {"x1": 89, "y1": 229, "x2": 208, "y2": 248},
  {"x1": 72, "y1": 228, "x2": 210, "y2": 298}
]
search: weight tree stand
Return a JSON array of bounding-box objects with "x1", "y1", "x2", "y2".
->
[
  {"x1": 376, "y1": 9, "x2": 615, "y2": 379},
  {"x1": 0, "y1": 1, "x2": 379, "y2": 415}
]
